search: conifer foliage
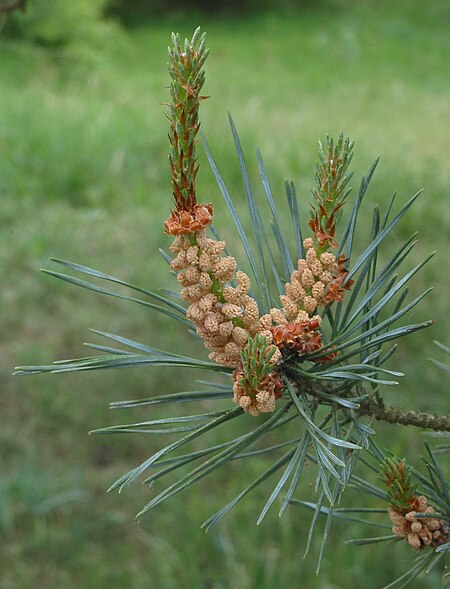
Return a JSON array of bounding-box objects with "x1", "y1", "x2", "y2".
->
[{"x1": 15, "y1": 28, "x2": 449, "y2": 587}]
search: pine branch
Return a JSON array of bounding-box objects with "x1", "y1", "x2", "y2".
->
[{"x1": 358, "y1": 402, "x2": 450, "y2": 431}]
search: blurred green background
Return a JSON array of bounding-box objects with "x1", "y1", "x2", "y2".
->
[{"x1": 1, "y1": 0, "x2": 449, "y2": 587}]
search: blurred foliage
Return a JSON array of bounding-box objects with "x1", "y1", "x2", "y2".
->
[
  {"x1": 111, "y1": 0, "x2": 319, "y2": 21},
  {"x1": 1, "y1": 0, "x2": 322, "y2": 39},
  {"x1": 3, "y1": 0, "x2": 122, "y2": 62}
]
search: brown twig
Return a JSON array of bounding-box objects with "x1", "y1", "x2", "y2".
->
[
  {"x1": 358, "y1": 402, "x2": 450, "y2": 432},
  {"x1": 283, "y1": 365, "x2": 450, "y2": 431}
]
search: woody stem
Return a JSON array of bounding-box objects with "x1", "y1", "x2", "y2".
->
[
  {"x1": 358, "y1": 401, "x2": 450, "y2": 432},
  {"x1": 283, "y1": 367, "x2": 450, "y2": 431}
]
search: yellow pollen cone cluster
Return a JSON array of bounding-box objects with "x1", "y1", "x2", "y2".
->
[
  {"x1": 170, "y1": 232, "x2": 281, "y2": 373},
  {"x1": 232, "y1": 370, "x2": 282, "y2": 417},
  {"x1": 388, "y1": 496, "x2": 448, "y2": 550},
  {"x1": 271, "y1": 238, "x2": 337, "y2": 324}
]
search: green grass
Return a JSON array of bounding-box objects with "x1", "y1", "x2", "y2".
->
[{"x1": 1, "y1": 1, "x2": 449, "y2": 587}]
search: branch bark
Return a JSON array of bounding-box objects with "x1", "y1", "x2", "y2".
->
[{"x1": 358, "y1": 402, "x2": 450, "y2": 431}]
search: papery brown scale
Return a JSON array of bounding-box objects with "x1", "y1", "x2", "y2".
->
[
  {"x1": 181, "y1": 172, "x2": 190, "y2": 190},
  {"x1": 308, "y1": 216, "x2": 319, "y2": 234},
  {"x1": 324, "y1": 273, "x2": 353, "y2": 303},
  {"x1": 181, "y1": 211, "x2": 192, "y2": 227},
  {"x1": 273, "y1": 374, "x2": 284, "y2": 399},
  {"x1": 271, "y1": 321, "x2": 337, "y2": 362},
  {"x1": 324, "y1": 285, "x2": 345, "y2": 303},
  {"x1": 173, "y1": 185, "x2": 182, "y2": 204},
  {"x1": 317, "y1": 228, "x2": 335, "y2": 248},
  {"x1": 337, "y1": 254, "x2": 350, "y2": 273},
  {"x1": 164, "y1": 204, "x2": 214, "y2": 236}
]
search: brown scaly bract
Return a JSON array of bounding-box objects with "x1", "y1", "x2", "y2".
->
[
  {"x1": 164, "y1": 204, "x2": 214, "y2": 236},
  {"x1": 271, "y1": 319, "x2": 337, "y2": 362}
]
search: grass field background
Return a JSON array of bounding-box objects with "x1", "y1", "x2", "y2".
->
[{"x1": 1, "y1": 1, "x2": 449, "y2": 587}]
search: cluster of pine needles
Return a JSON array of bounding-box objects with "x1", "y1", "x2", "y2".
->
[{"x1": 15, "y1": 28, "x2": 449, "y2": 588}]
